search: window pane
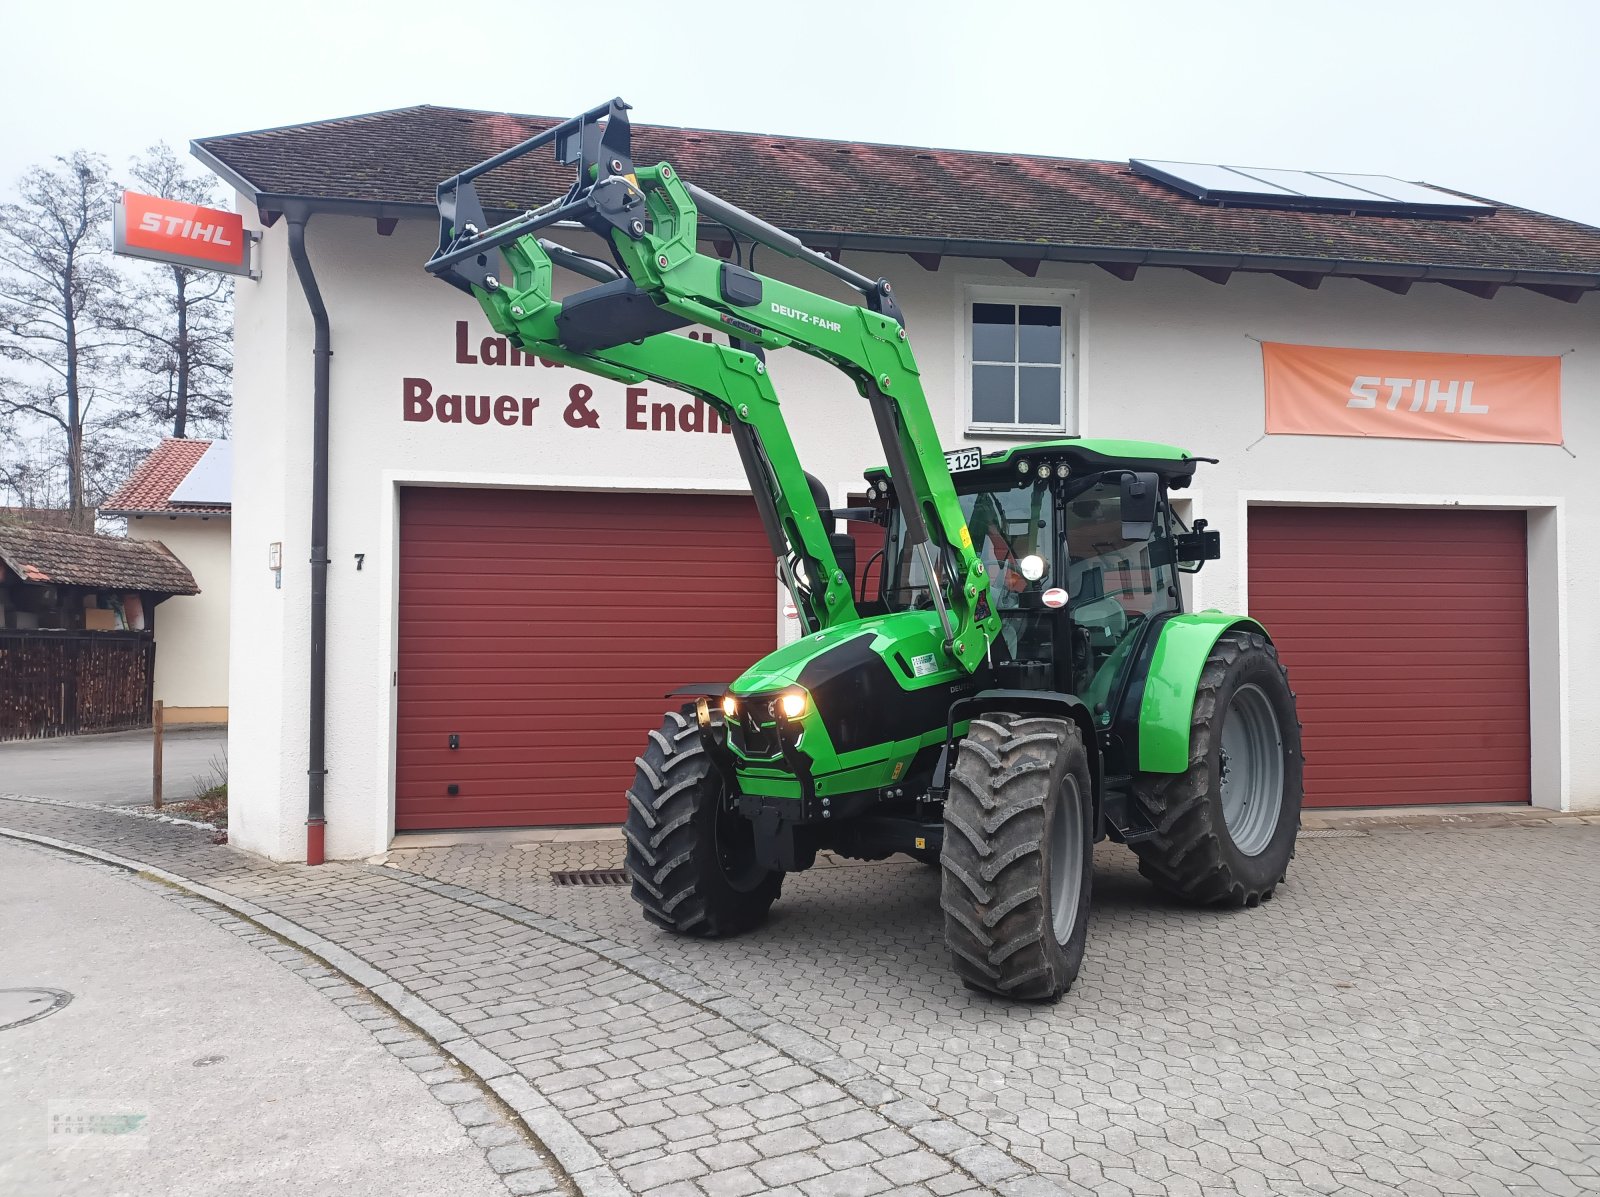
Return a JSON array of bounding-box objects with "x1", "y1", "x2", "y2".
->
[
  {"x1": 1017, "y1": 366, "x2": 1061, "y2": 425},
  {"x1": 971, "y1": 303, "x2": 1015, "y2": 362},
  {"x1": 1017, "y1": 305, "x2": 1062, "y2": 363},
  {"x1": 972, "y1": 364, "x2": 1015, "y2": 424}
]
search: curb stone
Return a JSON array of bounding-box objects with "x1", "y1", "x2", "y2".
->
[{"x1": 0, "y1": 790, "x2": 221, "y2": 831}]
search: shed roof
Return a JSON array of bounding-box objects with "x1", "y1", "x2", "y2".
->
[
  {"x1": 0, "y1": 526, "x2": 199, "y2": 595},
  {"x1": 193, "y1": 104, "x2": 1600, "y2": 297},
  {"x1": 102, "y1": 439, "x2": 231, "y2": 517}
]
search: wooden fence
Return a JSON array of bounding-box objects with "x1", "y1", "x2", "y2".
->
[{"x1": 0, "y1": 631, "x2": 156, "y2": 741}]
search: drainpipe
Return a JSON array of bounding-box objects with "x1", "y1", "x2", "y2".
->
[{"x1": 286, "y1": 212, "x2": 331, "y2": 865}]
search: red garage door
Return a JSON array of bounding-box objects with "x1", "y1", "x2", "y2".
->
[
  {"x1": 1248, "y1": 507, "x2": 1529, "y2": 808},
  {"x1": 396, "y1": 488, "x2": 775, "y2": 830}
]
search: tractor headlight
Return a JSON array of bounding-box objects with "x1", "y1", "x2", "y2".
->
[
  {"x1": 777, "y1": 691, "x2": 808, "y2": 719},
  {"x1": 721, "y1": 695, "x2": 738, "y2": 719}
]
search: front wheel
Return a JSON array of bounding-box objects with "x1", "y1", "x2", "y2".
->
[
  {"x1": 623, "y1": 707, "x2": 781, "y2": 936},
  {"x1": 1131, "y1": 630, "x2": 1303, "y2": 907},
  {"x1": 940, "y1": 713, "x2": 1094, "y2": 1001}
]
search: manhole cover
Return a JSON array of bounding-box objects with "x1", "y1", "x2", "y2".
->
[
  {"x1": 0, "y1": 988, "x2": 73, "y2": 1031},
  {"x1": 1300, "y1": 829, "x2": 1371, "y2": 839},
  {"x1": 551, "y1": 868, "x2": 629, "y2": 887}
]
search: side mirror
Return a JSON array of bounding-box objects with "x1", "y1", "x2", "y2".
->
[
  {"x1": 1152, "y1": 520, "x2": 1223, "y2": 572},
  {"x1": 1120, "y1": 471, "x2": 1160, "y2": 541}
]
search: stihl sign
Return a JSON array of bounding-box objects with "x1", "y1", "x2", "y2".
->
[
  {"x1": 1262, "y1": 341, "x2": 1562, "y2": 445},
  {"x1": 113, "y1": 191, "x2": 255, "y2": 277}
]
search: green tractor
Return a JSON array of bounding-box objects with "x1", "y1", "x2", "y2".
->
[{"x1": 426, "y1": 100, "x2": 1303, "y2": 1000}]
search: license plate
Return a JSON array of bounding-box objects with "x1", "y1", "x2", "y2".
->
[{"x1": 944, "y1": 446, "x2": 982, "y2": 474}]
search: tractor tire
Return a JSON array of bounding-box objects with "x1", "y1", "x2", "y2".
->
[
  {"x1": 940, "y1": 713, "x2": 1094, "y2": 1002},
  {"x1": 1131, "y1": 630, "x2": 1303, "y2": 908},
  {"x1": 623, "y1": 706, "x2": 781, "y2": 937}
]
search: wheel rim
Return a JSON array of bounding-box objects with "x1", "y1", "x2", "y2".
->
[
  {"x1": 711, "y1": 783, "x2": 767, "y2": 892},
  {"x1": 1048, "y1": 774, "x2": 1085, "y2": 944},
  {"x1": 1218, "y1": 683, "x2": 1285, "y2": 857}
]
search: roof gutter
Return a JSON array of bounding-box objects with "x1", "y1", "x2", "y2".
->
[
  {"x1": 799, "y1": 231, "x2": 1600, "y2": 294},
  {"x1": 285, "y1": 207, "x2": 332, "y2": 866}
]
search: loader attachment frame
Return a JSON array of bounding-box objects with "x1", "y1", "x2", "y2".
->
[{"x1": 425, "y1": 98, "x2": 999, "y2": 675}]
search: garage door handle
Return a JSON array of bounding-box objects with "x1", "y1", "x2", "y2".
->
[{"x1": 449, "y1": 734, "x2": 460, "y2": 750}]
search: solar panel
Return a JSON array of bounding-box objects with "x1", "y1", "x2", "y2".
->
[
  {"x1": 1130, "y1": 160, "x2": 1495, "y2": 218},
  {"x1": 1318, "y1": 172, "x2": 1493, "y2": 212},
  {"x1": 170, "y1": 440, "x2": 232, "y2": 506}
]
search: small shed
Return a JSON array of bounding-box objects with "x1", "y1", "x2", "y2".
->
[{"x1": 0, "y1": 526, "x2": 199, "y2": 739}]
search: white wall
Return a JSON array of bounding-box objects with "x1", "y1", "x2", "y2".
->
[
  {"x1": 228, "y1": 209, "x2": 1599, "y2": 860},
  {"x1": 126, "y1": 517, "x2": 230, "y2": 713}
]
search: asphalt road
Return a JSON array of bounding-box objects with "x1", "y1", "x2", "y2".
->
[
  {"x1": 0, "y1": 725, "x2": 227, "y2": 807},
  {"x1": 0, "y1": 838, "x2": 507, "y2": 1197}
]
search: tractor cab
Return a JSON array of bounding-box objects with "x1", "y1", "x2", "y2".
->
[{"x1": 861, "y1": 438, "x2": 1221, "y2": 758}]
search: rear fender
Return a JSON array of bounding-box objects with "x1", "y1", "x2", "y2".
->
[{"x1": 1137, "y1": 614, "x2": 1269, "y2": 774}]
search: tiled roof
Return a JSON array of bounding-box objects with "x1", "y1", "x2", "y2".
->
[
  {"x1": 102, "y1": 439, "x2": 229, "y2": 516},
  {"x1": 0, "y1": 527, "x2": 199, "y2": 595},
  {"x1": 194, "y1": 105, "x2": 1600, "y2": 286}
]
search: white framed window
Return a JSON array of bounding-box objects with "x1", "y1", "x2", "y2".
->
[{"x1": 962, "y1": 285, "x2": 1079, "y2": 436}]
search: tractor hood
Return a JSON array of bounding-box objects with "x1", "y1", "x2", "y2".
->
[{"x1": 731, "y1": 609, "x2": 953, "y2": 696}]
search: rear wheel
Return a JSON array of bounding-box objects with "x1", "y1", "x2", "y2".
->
[
  {"x1": 940, "y1": 713, "x2": 1094, "y2": 1001},
  {"x1": 623, "y1": 707, "x2": 781, "y2": 936},
  {"x1": 1131, "y1": 631, "x2": 1303, "y2": 906}
]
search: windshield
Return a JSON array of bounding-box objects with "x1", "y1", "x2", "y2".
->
[{"x1": 883, "y1": 480, "x2": 1056, "y2": 623}]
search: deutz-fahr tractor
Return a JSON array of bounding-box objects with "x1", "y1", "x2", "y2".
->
[{"x1": 425, "y1": 99, "x2": 1303, "y2": 1000}]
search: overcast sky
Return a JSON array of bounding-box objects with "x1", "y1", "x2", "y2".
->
[{"x1": 4, "y1": 0, "x2": 1598, "y2": 228}]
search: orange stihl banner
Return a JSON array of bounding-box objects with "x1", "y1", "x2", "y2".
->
[
  {"x1": 113, "y1": 191, "x2": 254, "y2": 276},
  {"x1": 1262, "y1": 341, "x2": 1562, "y2": 445}
]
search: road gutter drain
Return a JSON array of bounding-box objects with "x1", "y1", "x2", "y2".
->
[{"x1": 550, "y1": 869, "x2": 629, "y2": 887}]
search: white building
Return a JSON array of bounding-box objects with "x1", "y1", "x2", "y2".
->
[
  {"x1": 193, "y1": 106, "x2": 1599, "y2": 862},
  {"x1": 103, "y1": 439, "x2": 232, "y2": 724}
]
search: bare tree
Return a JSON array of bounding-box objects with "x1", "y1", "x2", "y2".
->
[
  {"x1": 0, "y1": 152, "x2": 127, "y2": 530},
  {"x1": 114, "y1": 143, "x2": 233, "y2": 439}
]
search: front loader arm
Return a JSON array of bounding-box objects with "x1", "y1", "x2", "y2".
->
[
  {"x1": 604, "y1": 165, "x2": 997, "y2": 674},
  {"x1": 473, "y1": 232, "x2": 857, "y2": 633},
  {"x1": 424, "y1": 97, "x2": 998, "y2": 673}
]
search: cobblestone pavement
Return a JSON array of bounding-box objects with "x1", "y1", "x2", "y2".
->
[
  {"x1": 4, "y1": 798, "x2": 1597, "y2": 1197},
  {"x1": 389, "y1": 825, "x2": 1600, "y2": 1197}
]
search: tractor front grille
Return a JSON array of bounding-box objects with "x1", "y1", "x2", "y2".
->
[{"x1": 728, "y1": 695, "x2": 781, "y2": 760}]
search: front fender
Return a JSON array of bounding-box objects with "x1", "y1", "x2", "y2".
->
[{"x1": 1137, "y1": 613, "x2": 1269, "y2": 773}]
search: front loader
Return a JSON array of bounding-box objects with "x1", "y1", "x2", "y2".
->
[{"x1": 425, "y1": 99, "x2": 1304, "y2": 1000}]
